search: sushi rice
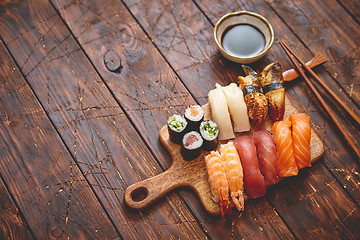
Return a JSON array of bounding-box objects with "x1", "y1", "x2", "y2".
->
[
  {"x1": 168, "y1": 114, "x2": 188, "y2": 144},
  {"x1": 181, "y1": 131, "x2": 203, "y2": 160},
  {"x1": 184, "y1": 105, "x2": 204, "y2": 131},
  {"x1": 200, "y1": 120, "x2": 219, "y2": 151}
]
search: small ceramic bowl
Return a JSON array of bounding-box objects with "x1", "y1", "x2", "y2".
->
[{"x1": 214, "y1": 11, "x2": 274, "y2": 64}]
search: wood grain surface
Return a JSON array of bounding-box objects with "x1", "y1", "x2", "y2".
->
[
  {"x1": 0, "y1": 177, "x2": 33, "y2": 240},
  {"x1": 0, "y1": 0, "x2": 359, "y2": 239},
  {"x1": 0, "y1": 39, "x2": 119, "y2": 239}
]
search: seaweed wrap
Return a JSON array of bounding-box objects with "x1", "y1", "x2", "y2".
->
[
  {"x1": 184, "y1": 105, "x2": 204, "y2": 131},
  {"x1": 200, "y1": 120, "x2": 219, "y2": 151},
  {"x1": 181, "y1": 131, "x2": 203, "y2": 160},
  {"x1": 167, "y1": 114, "x2": 188, "y2": 144}
]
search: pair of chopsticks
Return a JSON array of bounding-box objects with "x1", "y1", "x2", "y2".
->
[{"x1": 280, "y1": 41, "x2": 360, "y2": 159}]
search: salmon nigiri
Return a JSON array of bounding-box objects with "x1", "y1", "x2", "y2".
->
[
  {"x1": 272, "y1": 120, "x2": 298, "y2": 177},
  {"x1": 289, "y1": 113, "x2": 311, "y2": 169}
]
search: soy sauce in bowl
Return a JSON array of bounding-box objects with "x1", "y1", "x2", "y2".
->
[
  {"x1": 221, "y1": 24, "x2": 265, "y2": 58},
  {"x1": 213, "y1": 11, "x2": 274, "y2": 64}
]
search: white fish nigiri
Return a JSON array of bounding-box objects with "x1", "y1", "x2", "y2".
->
[
  {"x1": 208, "y1": 83, "x2": 235, "y2": 140},
  {"x1": 222, "y1": 83, "x2": 250, "y2": 132}
]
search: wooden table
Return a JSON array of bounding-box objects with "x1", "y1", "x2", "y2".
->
[{"x1": 0, "y1": 0, "x2": 359, "y2": 239}]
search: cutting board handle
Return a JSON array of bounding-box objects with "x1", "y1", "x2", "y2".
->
[{"x1": 124, "y1": 163, "x2": 186, "y2": 209}]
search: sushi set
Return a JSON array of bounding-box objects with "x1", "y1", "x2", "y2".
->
[{"x1": 124, "y1": 63, "x2": 325, "y2": 218}]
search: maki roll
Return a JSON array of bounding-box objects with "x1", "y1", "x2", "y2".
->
[
  {"x1": 184, "y1": 105, "x2": 204, "y2": 131},
  {"x1": 181, "y1": 131, "x2": 203, "y2": 161},
  {"x1": 168, "y1": 114, "x2": 188, "y2": 144},
  {"x1": 200, "y1": 120, "x2": 219, "y2": 151}
]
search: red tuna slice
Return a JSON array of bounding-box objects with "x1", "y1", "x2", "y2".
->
[
  {"x1": 184, "y1": 134, "x2": 199, "y2": 147},
  {"x1": 233, "y1": 135, "x2": 266, "y2": 198},
  {"x1": 253, "y1": 130, "x2": 279, "y2": 186}
]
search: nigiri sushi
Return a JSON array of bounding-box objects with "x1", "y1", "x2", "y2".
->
[
  {"x1": 222, "y1": 83, "x2": 251, "y2": 133},
  {"x1": 208, "y1": 83, "x2": 235, "y2": 140},
  {"x1": 260, "y1": 62, "x2": 285, "y2": 121},
  {"x1": 220, "y1": 142, "x2": 244, "y2": 211},
  {"x1": 238, "y1": 65, "x2": 268, "y2": 126},
  {"x1": 272, "y1": 120, "x2": 298, "y2": 177},
  {"x1": 289, "y1": 113, "x2": 311, "y2": 169},
  {"x1": 205, "y1": 151, "x2": 231, "y2": 221},
  {"x1": 253, "y1": 130, "x2": 279, "y2": 186},
  {"x1": 233, "y1": 135, "x2": 266, "y2": 198}
]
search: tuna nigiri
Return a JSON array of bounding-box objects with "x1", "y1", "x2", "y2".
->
[
  {"x1": 233, "y1": 136, "x2": 266, "y2": 198},
  {"x1": 205, "y1": 151, "x2": 231, "y2": 221},
  {"x1": 220, "y1": 142, "x2": 245, "y2": 211},
  {"x1": 253, "y1": 130, "x2": 279, "y2": 186},
  {"x1": 208, "y1": 83, "x2": 235, "y2": 140},
  {"x1": 272, "y1": 120, "x2": 298, "y2": 177},
  {"x1": 289, "y1": 113, "x2": 311, "y2": 169}
]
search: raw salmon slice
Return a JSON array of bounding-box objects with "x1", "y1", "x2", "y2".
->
[
  {"x1": 289, "y1": 113, "x2": 311, "y2": 169},
  {"x1": 189, "y1": 106, "x2": 199, "y2": 117},
  {"x1": 272, "y1": 120, "x2": 298, "y2": 177}
]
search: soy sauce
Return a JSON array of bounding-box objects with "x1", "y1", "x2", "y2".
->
[{"x1": 221, "y1": 24, "x2": 265, "y2": 58}]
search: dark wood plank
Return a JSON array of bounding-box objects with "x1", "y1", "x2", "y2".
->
[
  {"x1": 0, "y1": 39, "x2": 119, "y2": 239},
  {"x1": 0, "y1": 0, "x2": 208, "y2": 239},
  {"x1": 51, "y1": 0, "x2": 191, "y2": 170},
  {"x1": 337, "y1": 0, "x2": 360, "y2": 29},
  {"x1": 0, "y1": 177, "x2": 34, "y2": 240},
  {"x1": 268, "y1": 163, "x2": 360, "y2": 239},
  {"x1": 122, "y1": 0, "x2": 238, "y2": 105},
  {"x1": 52, "y1": 0, "x2": 296, "y2": 238}
]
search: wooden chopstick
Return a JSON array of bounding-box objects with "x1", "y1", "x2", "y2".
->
[
  {"x1": 280, "y1": 41, "x2": 360, "y2": 160},
  {"x1": 281, "y1": 43, "x2": 360, "y2": 126}
]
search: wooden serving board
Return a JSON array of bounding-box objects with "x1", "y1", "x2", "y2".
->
[{"x1": 124, "y1": 97, "x2": 324, "y2": 215}]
